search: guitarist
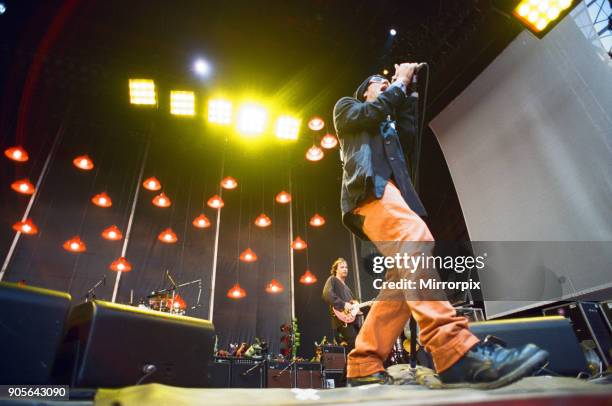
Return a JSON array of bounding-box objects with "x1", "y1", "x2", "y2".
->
[{"x1": 322, "y1": 258, "x2": 362, "y2": 351}]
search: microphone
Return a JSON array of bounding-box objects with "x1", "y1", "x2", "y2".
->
[{"x1": 415, "y1": 62, "x2": 428, "y2": 71}]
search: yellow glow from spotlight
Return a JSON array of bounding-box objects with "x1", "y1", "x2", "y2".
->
[
  {"x1": 237, "y1": 104, "x2": 267, "y2": 136},
  {"x1": 514, "y1": 0, "x2": 573, "y2": 32},
  {"x1": 535, "y1": 18, "x2": 548, "y2": 30},
  {"x1": 546, "y1": 6, "x2": 560, "y2": 19},
  {"x1": 170, "y1": 91, "x2": 195, "y2": 116},
  {"x1": 129, "y1": 79, "x2": 156, "y2": 105},
  {"x1": 275, "y1": 116, "x2": 301, "y2": 140},
  {"x1": 208, "y1": 99, "x2": 233, "y2": 125},
  {"x1": 517, "y1": 4, "x2": 530, "y2": 16}
]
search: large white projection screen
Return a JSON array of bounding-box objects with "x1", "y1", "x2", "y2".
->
[{"x1": 430, "y1": 10, "x2": 612, "y2": 318}]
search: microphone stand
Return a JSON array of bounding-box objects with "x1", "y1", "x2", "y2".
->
[{"x1": 84, "y1": 275, "x2": 106, "y2": 302}]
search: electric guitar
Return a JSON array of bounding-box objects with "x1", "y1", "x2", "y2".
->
[{"x1": 332, "y1": 300, "x2": 374, "y2": 324}]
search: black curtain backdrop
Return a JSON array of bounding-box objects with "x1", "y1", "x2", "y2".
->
[{"x1": 0, "y1": 99, "x2": 355, "y2": 358}]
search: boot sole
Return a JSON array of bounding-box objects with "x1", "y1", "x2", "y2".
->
[{"x1": 439, "y1": 349, "x2": 549, "y2": 390}]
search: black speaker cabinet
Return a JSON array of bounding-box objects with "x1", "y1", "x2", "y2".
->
[
  {"x1": 321, "y1": 345, "x2": 346, "y2": 370},
  {"x1": 323, "y1": 370, "x2": 345, "y2": 388},
  {"x1": 469, "y1": 316, "x2": 588, "y2": 376},
  {"x1": 0, "y1": 282, "x2": 71, "y2": 384},
  {"x1": 230, "y1": 358, "x2": 265, "y2": 388},
  {"x1": 600, "y1": 300, "x2": 612, "y2": 333},
  {"x1": 54, "y1": 300, "x2": 215, "y2": 388},
  {"x1": 295, "y1": 362, "x2": 322, "y2": 389},
  {"x1": 267, "y1": 361, "x2": 294, "y2": 388},
  {"x1": 209, "y1": 357, "x2": 232, "y2": 388},
  {"x1": 543, "y1": 302, "x2": 612, "y2": 368}
]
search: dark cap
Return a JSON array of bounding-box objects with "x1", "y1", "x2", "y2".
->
[{"x1": 353, "y1": 74, "x2": 386, "y2": 102}]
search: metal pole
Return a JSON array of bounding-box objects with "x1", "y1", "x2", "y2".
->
[
  {"x1": 288, "y1": 170, "x2": 295, "y2": 321},
  {"x1": 111, "y1": 133, "x2": 151, "y2": 302},
  {"x1": 0, "y1": 120, "x2": 66, "y2": 281},
  {"x1": 208, "y1": 145, "x2": 226, "y2": 322},
  {"x1": 208, "y1": 190, "x2": 222, "y2": 322},
  {"x1": 350, "y1": 233, "x2": 363, "y2": 300}
]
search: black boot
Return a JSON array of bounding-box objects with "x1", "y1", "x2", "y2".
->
[
  {"x1": 439, "y1": 336, "x2": 549, "y2": 389},
  {"x1": 347, "y1": 371, "x2": 394, "y2": 387}
]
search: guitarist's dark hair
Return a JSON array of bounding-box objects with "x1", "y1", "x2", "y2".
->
[{"x1": 330, "y1": 257, "x2": 347, "y2": 275}]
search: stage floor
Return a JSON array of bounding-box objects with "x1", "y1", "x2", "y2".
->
[{"x1": 93, "y1": 373, "x2": 612, "y2": 406}]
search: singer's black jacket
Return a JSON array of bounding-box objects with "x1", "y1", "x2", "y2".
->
[{"x1": 333, "y1": 84, "x2": 426, "y2": 240}]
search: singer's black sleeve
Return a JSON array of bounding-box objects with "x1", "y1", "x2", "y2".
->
[{"x1": 333, "y1": 86, "x2": 407, "y2": 134}]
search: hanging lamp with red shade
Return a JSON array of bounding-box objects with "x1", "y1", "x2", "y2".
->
[
  {"x1": 320, "y1": 133, "x2": 338, "y2": 149},
  {"x1": 299, "y1": 269, "x2": 318, "y2": 285},
  {"x1": 291, "y1": 236, "x2": 307, "y2": 250},
  {"x1": 309, "y1": 213, "x2": 325, "y2": 227},
  {"x1": 207, "y1": 194, "x2": 224, "y2": 208},
  {"x1": 192, "y1": 214, "x2": 211, "y2": 229},
  {"x1": 227, "y1": 283, "x2": 246, "y2": 299},
  {"x1": 110, "y1": 257, "x2": 132, "y2": 272},
  {"x1": 4, "y1": 146, "x2": 29, "y2": 162},
  {"x1": 265, "y1": 278, "x2": 284, "y2": 294},
  {"x1": 143, "y1": 176, "x2": 161, "y2": 191},
  {"x1": 275, "y1": 191, "x2": 291, "y2": 204},
  {"x1": 11, "y1": 179, "x2": 35, "y2": 195},
  {"x1": 12, "y1": 219, "x2": 38, "y2": 235},
  {"x1": 254, "y1": 213, "x2": 271, "y2": 227},
  {"x1": 102, "y1": 225, "x2": 123, "y2": 241},
  {"x1": 152, "y1": 192, "x2": 171, "y2": 208},
  {"x1": 73, "y1": 155, "x2": 94, "y2": 170},
  {"x1": 63, "y1": 236, "x2": 87, "y2": 253},
  {"x1": 220, "y1": 176, "x2": 238, "y2": 190},
  {"x1": 239, "y1": 247, "x2": 257, "y2": 262},
  {"x1": 158, "y1": 228, "x2": 178, "y2": 243},
  {"x1": 92, "y1": 192, "x2": 112, "y2": 208}
]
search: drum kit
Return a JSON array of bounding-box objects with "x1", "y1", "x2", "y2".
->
[{"x1": 136, "y1": 270, "x2": 203, "y2": 316}]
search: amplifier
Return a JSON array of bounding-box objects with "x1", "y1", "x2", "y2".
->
[
  {"x1": 0, "y1": 282, "x2": 71, "y2": 385},
  {"x1": 54, "y1": 300, "x2": 215, "y2": 388},
  {"x1": 209, "y1": 357, "x2": 232, "y2": 388},
  {"x1": 323, "y1": 370, "x2": 345, "y2": 388},
  {"x1": 321, "y1": 345, "x2": 346, "y2": 371},
  {"x1": 267, "y1": 361, "x2": 294, "y2": 388},
  {"x1": 469, "y1": 316, "x2": 587, "y2": 376},
  {"x1": 295, "y1": 362, "x2": 322, "y2": 389},
  {"x1": 599, "y1": 300, "x2": 612, "y2": 333},
  {"x1": 543, "y1": 302, "x2": 612, "y2": 368},
  {"x1": 230, "y1": 358, "x2": 265, "y2": 388}
]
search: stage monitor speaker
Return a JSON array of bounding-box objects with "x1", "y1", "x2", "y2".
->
[
  {"x1": 323, "y1": 370, "x2": 345, "y2": 388},
  {"x1": 54, "y1": 300, "x2": 214, "y2": 388},
  {"x1": 543, "y1": 302, "x2": 612, "y2": 368},
  {"x1": 0, "y1": 282, "x2": 71, "y2": 385},
  {"x1": 469, "y1": 316, "x2": 587, "y2": 377},
  {"x1": 295, "y1": 362, "x2": 322, "y2": 389},
  {"x1": 267, "y1": 361, "x2": 294, "y2": 388},
  {"x1": 230, "y1": 358, "x2": 265, "y2": 388},
  {"x1": 599, "y1": 300, "x2": 612, "y2": 333},
  {"x1": 209, "y1": 357, "x2": 232, "y2": 388},
  {"x1": 321, "y1": 345, "x2": 345, "y2": 371}
]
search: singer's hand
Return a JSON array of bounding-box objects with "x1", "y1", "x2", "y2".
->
[{"x1": 392, "y1": 63, "x2": 419, "y2": 85}]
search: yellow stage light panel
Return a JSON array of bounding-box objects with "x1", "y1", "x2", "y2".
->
[
  {"x1": 170, "y1": 91, "x2": 195, "y2": 116},
  {"x1": 129, "y1": 79, "x2": 156, "y2": 105},
  {"x1": 512, "y1": 0, "x2": 577, "y2": 38},
  {"x1": 237, "y1": 104, "x2": 267, "y2": 136},
  {"x1": 208, "y1": 99, "x2": 233, "y2": 125},
  {"x1": 275, "y1": 116, "x2": 301, "y2": 140}
]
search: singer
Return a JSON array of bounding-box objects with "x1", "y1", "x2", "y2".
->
[{"x1": 333, "y1": 62, "x2": 548, "y2": 387}]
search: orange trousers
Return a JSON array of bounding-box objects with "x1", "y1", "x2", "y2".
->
[{"x1": 347, "y1": 182, "x2": 479, "y2": 377}]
